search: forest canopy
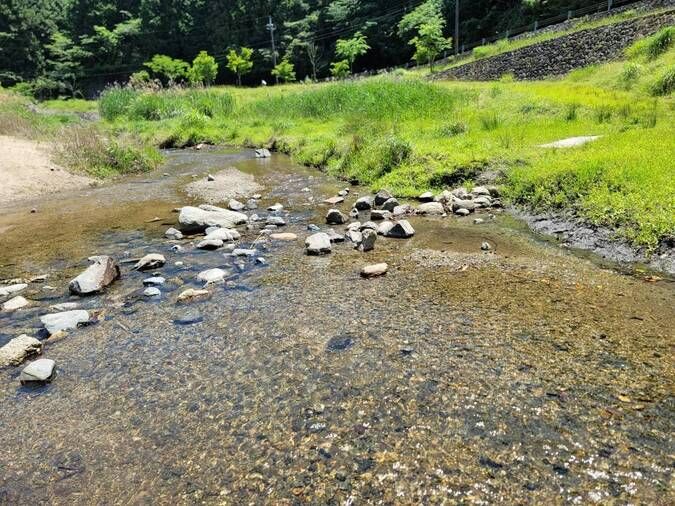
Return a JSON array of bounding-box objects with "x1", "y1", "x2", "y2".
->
[{"x1": 0, "y1": 0, "x2": 621, "y2": 96}]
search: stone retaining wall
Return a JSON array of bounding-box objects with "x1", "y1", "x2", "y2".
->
[{"x1": 434, "y1": 10, "x2": 675, "y2": 81}]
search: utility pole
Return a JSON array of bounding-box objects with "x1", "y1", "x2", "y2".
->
[
  {"x1": 266, "y1": 15, "x2": 278, "y2": 84},
  {"x1": 454, "y1": 0, "x2": 460, "y2": 55}
]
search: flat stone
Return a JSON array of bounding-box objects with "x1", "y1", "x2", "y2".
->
[
  {"x1": 370, "y1": 210, "x2": 392, "y2": 221},
  {"x1": 326, "y1": 209, "x2": 347, "y2": 225},
  {"x1": 40, "y1": 310, "x2": 90, "y2": 335},
  {"x1": 0, "y1": 283, "x2": 28, "y2": 297},
  {"x1": 417, "y1": 202, "x2": 445, "y2": 215},
  {"x1": 69, "y1": 256, "x2": 120, "y2": 295},
  {"x1": 50, "y1": 302, "x2": 80, "y2": 312},
  {"x1": 452, "y1": 200, "x2": 477, "y2": 212},
  {"x1": 471, "y1": 186, "x2": 491, "y2": 196},
  {"x1": 0, "y1": 335, "x2": 42, "y2": 367},
  {"x1": 255, "y1": 148, "x2": 272, "y2": 158},
  {"x1": 392, "y1": 205, "x2": 411, "y2": 217},
  {"x1": 454, "y1": 208, "x2": 471, "y2": 216},
  {"x1": 197, "y1": 268, "x2": 227, "y2": 284},
  {"x1": 361, "y1": 263, "x2": 388, "y2": 278},
  {"x1": 232, "y1": 248, "x2": 256, "y2": 257},
  {"x1": 360, "y1": 221, "x2": 378, "y2": 231},
  {"x1": 305, "y1": 233, "x2": 332, "y2": 255},
  {"x1": 473, "y1": 196, "x2": 492, "y2": 207},
  {"x1": 178, "y1": 206, "x2": 248, "y2": 233},
  {"x1": 205, "y1": 228, "x2": 240, "y2": 242},
  {"x1": 327, "y1": 229, "x2": 345, "y2": 243},
  {"x1": 143, "y1": 287, "x2": 161, "y2": 297},
  {"x1": 197, "y1": 238, "x2": 224, "y2": 250},
  {"x1": 357, "y1": 229, "x2": 377, "y2": 252},
  {"x1": 324, "y1": 196, "x2": 344, "y2": 205},
  {"x1": 165, "y1": 227, "x2": 184, "y2": 240},
  {"x1": 539, "y1": 135, "x2": 601, "y2": 148},
  {"x1": 338, "y1": 189, "x2": 349, "y2": 197},
  {"x1": 2, "y1": 295, "x2": 29, "y2": 312},
  {"x1": 268, "y1": 203, "x2": 283, "y2": 212},
  {"x1": 228, "y1": 199, "x2": 246, "y2": 211},
  {"x1": 354, "y1": 196, "x2": 373, "y2": 211},
  {"x1": 134, "y1": 253, "x2": 166, "y2": 271},
  {"x1": 374, "y1": 189, "x2": 393, "y2": 207},
  {"x1": 143, "y1": 276, "x2": 166, "y2": 286},
  {"x1": 19, "y1": 358, "x2": 55, "y2": 384},
  {"x1": 418, "y1": 191, "x2": 434, "y2": 202},
  {"x1": 270, "y1": 232, "x2": 297, "y2": 241},
  {"x1": 177, "y1": 288, "x2": 210, "y2": 302},
  {"x1": 266, "y1": 216, "x2": 286, "y2": 226}
]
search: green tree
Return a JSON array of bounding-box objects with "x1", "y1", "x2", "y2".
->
[
  {"x1": 335, "y1": 32, "x2": 370, "y2": 73},
  {"x1": 189, "y1": 50, "x2": 218, "y2": 86},
  {"x1": 226, "y1": 47, "x2": 253, "y2": 86},
  {"x1": 399, "y1": 1, "x2": 451, "y2": 72},
  {"x1": 271, "y1": 58, "x2": 297, "y2": 83},
  {"x1": 144, "y1": 54, "x2": 190, "y2": 85},
  {"x1": 44, "y1": 32, "x2": 91, "y2": 97},
  {"x1": 330, "y1": 59, "x2": 350, "y2": 79}
]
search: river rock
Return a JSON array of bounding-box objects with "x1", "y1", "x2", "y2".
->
[
  {"x1": 360, "y1": 263, "x2": 388, "y2": 278},
  {"x1": 324, "y1": 196, "x2": 344, "y2": 205},
  {"x1": 50, "y1": 302, "x2": 80, "y2": 312},
  {"x1": 417, "y1": 202, "x2": 445, "y2": 215},
  {"x1": 143, "y1": 276, "x2": 166, "y2": 286},
  {"x1": 305, "y1": 233, "x2": 332, "y2": 255},
  {"x1": 135, "y1": 253, "x2": 166, "y2": 271},
  {"x1": 177, "y1": 288, "x2": 210, "y2": 302},
  {"x1": 228, "y1": 199, "x2": 246, "y2": 212},
  {"x1": 382, "y1": 198, "x2": 400, "y2": 212},
  {"x1": 393, "y1": 204, "x2": 411, "y2": 217},
  {"x1": 374, "y1": 189, "x2": 393, "y2": 207},
  {"x1": 452, "y1": 187, "x2": 470, "y2": 198},
  {"x1": 307, "y1": 224, "x2": 320, "y2": 232},
  {"x1": 2, "y1": 296, "x2": 29, "y2": 312},
  {"x1": 327, "y1": 229, "x2": 345, "y2": 243},
  {"x1": 346, "y1": 222, "x2": 361, "y2": 231},
  {"x1": 418, "y1": 191, "x2": 434, "y2": 202},
  {"x1": 370, "y1": 210, "x2": 391, "y2": 221},
  {"x1": 354, "y1": 196, "x2": 373, "y2": 211},
  {"x1": 0, "y1": 335, "x2": 42, "y2": 367},
  {"x1": 19, "y1": 358, "x2": 55, "y2": 384},
  {"x1": 165, "y1": 227, "x2": 184, "y2": 240},
  {"x1": 255, "y1": 148, "x2": 271, "y2": 158},
  {"x1": 198, "y1": 268, "x2": 227, "y2": 284},
  {"x1": 474, "y1": 218, "x2": 485, "y2": 225},
  {"x1": 143, "y1": 287, "x2": 161, "y2": 297},
  {"x1": 326, "y1": 209, "x2": 347, "y2": 225},
  {"x1": 481, "y1": 241, "x2": 492, "y2": 251},
  {"x1": 266, "y1": 216, "x2": 286, "y2": 226},
  {"x1": 268, "y1": 203, "x2": 283, "y2": 212},
  {"x1": 178, "y1": 206, "x2": 248, "y2": 233},
  {"x1": 69, "y1": 256, "x2": 119, "y2": 296},
  {"x1": 205, "y1": 228, "x2": 240, "y2": 242},
  {"x1": 357, "y1": 229, "x2": 377, "y2": 252},
  {"x1": 245, "y1": 199, "x2": 258, "y2": 210},
  {"x1": 345, "y1": 229, "x2": 363, "y2": 243},
  {"x1": 232, "y1": 248, "x2": 256, "y2": 257},
  {"x1": 171, "y1": 245, "x2": 184, "y2": 253},
  {"x1": 384, "y1": 220, "x2": 415, "y2": 238},
  {"x1": 377, "y1": 221, "x2": 394, "y2": 236},
  {"x1": 0, "y1": 283, "x2": 28, "y2": 297},
  {"x1": 270, "y1": 233, "x2": 296, "y2": 242},
  {"x1": 207, "y1": 174, "x2": 215, "y2": 181},
  {"x1": 338, "y1": 189, "x2": 349, "y2": 197},
  {"x1": 434, "y1": 190, "x2": 453, "y2": 203},
  {"x1": 452, "y1": 200, "x2": 477, "y2": 212},
  {"x1": 349, "y1": 208, "x2": 359, "y2": 218},
  {"x1": 360, "y1": 221, "x2": 378, "y2": 231},
  {"x1": 454, "y1": 208, "x2": 470, "y2": 216},
  {"x1": 473, "y1": 196, "x2": 492, "y2": 207},
  {"x1": 40, "y1": 310, "x2": 90, "y2": 335},
  {"x1": 471, "y1": 186, "x2": 491, "y2": 196},
  {"x1": 197, "y1": 238, "x2": 224, "y2": 250},
  {"x1": 487, "y1": 185, "x2": 500, "y2": 197}
]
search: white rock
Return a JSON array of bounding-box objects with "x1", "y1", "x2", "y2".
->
[
  {"x1": 361, "y1": 263, "x2": 388, "y2": 278},
  {"x1": 2, "y1": 295, "x2": 29, "y2": 312},
  {"x1": 232, "y1": 248, "x2": 256, "y2": 257},
  {"x1": 143, "y1": 287, "x2": 161, "y2": 297},
  {"x1": 205, "y1": 228, "x2": 240, "y2": 242},
  {"x1": 418, "y1": 191, "x2": 434, "y2": 202},
  {"x1": 69, "y1": 256, "x2": 120, "y2": 295},
  {"x1": 417, "y1": 202, "x2": 445, "y2": 215},
  {"x1": 197, "y1": 238, "x2": 224, "y2": 250},
  {"x1": 266, "y1": 216, "x2": 286, "y2": 226},
  {"x1": 165, "y1": 227, "x2": 184, "y2": 240},
  {"x1": 0, "y1": 335, "x2": 42, "y2": 367},
  {"x1": 134, "y1": 253, "x2": 166, "y2": 271},
  {"x1": 50, "y1": 302, "x2": 80, "y2": 312},
  {"x1": 228, "y1": 199, "x2": 246, "y2": 211},
  {"x1": 19, "y1": 358, "x2": 55, "y2": 383},
  {"x1": 255, "y1": 148, "x2": 272, "y2": 158},
  {"x1": 178, "y1": 206, "x2": 248, "y2": 233},
  {"x1": 0, "y1": 283, "x2": 27, "y2": 297},
  {"x1": 270, "y1": 232, "x2": 297, "y2": 241},
  {"x1": 40, "y1": 310, "x2": 90, "y2": 335},
  {"x1": 177, "y1": 288, "x2": 210, "y2": 302},
  {"x1": 143, "y1": 276, "x2": 166, "y2": 286},
  {"x1": 305, "y1": 233, "x2": 332, "y2": 255},
  {"x1": 324, "y1": 196, "x2": 344, "y2": 205},
  {"x1": 382, "y1": 220, "x2": 415, "y2": 238},
  {"x1": 268, "y1": 203, "x2": 284, "y2": 212},
  {"x1": 197, "y1": 268, "x2": 227, "y2": 284}
]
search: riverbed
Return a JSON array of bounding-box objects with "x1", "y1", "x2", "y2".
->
[{"x1": 0, "y1": 148, "x2": 673, "y2": 504}]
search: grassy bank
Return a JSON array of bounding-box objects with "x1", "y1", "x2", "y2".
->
[
  {"x1": 98, "y1": 32, "x2": 674, "y2": 249},
  {"x1": 0, "y1": 90, "x2": 161, "y2": 178}
]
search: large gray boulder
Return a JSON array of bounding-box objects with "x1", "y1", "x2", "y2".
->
[
  {"x1": 69, "y1": 256, "x2": 120, "y2": 295},
  {"x1": 0, "y1": 335, "x2": 42, "y2": 367},
  {"x1": 354, "y1": 196, "x2": 374, "y2": 211},
  {"x1": 452, "y1": 200, "x2": 477, "y2": 212},
  {"x1": 305, "y1": 233, "x2": 332, "y2": 255},
  {"x1": 19, "y1": 358, "x2": 56, "y2": 384},
  {"x1": 384, "y1": 220, "x2": 415, "y2": 238},
  {"x1": 417, "y1": 202, "x2": 445, "y2": 215},
  {"x1": 418, "y1": 191, "x2": 434, "y2": 202},
  {"x1": 40, "y1": 310, "x2": 90, "y2": 335},
  {"x1": 357, "y1": 229, "x2": 377, "y2": 252},
  {"x1": 382, "y1": 198, "x2": 400, "y2": 212},
  {"x1": 178, "y1": 205, "x2": 248, "y2": 233},
  {"x1": 374, "y1": 189, "x2": 393, "y2": 207},
  {"x1": 326, "y1": 209, "x2": 347, "y2": 225}
]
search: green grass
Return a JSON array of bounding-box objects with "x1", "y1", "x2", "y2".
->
[{"x1": 97, "y1": 42, "x2": 675, "y2": 249}]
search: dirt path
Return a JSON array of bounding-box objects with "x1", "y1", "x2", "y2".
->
[{"x1": 0, "y1": 135, "x2": 93, "y2": 206}]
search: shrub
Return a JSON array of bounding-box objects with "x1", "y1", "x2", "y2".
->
[
  {"x1": 626, "y1": 26, "x2": 675, "y2": 60},
  {"x1": 99, "y1": 87, "x2": 138, "y2": 120},
  {"x1": 649, "y1": 65, "x2": 675, "y2": 96},
  {"x1": 619, "y1": 62, "x2": 641, "y2": 88},
  {"x1": 479, "y1": 112, "x2": 501, "y2": 131},
  {"x1": 438, "y1": 121, "x2": 467, "y2": 136},
  {"x1": 563, "y1": 103, "x2": 580, "y2": 121},
  {"x1": 472, "y1": 45, "x2": 494, "y2": 59}
]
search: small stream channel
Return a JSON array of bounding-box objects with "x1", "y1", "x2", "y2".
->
[{"x1": 0, "y1": 148, "x2": 673, "y2": 504}]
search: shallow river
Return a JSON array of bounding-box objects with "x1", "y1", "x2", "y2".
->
[{"x1": 0, "y1": 149, "x2": 673, "y2": 504}]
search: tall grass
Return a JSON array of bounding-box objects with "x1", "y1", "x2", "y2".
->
[{"x1": 626, "y1": 26, "x2": 675, "y2": 61}]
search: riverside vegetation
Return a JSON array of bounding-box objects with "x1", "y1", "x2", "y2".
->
[{"x1": 95, "y1": 29, "x2": 675, "y2": 251}]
